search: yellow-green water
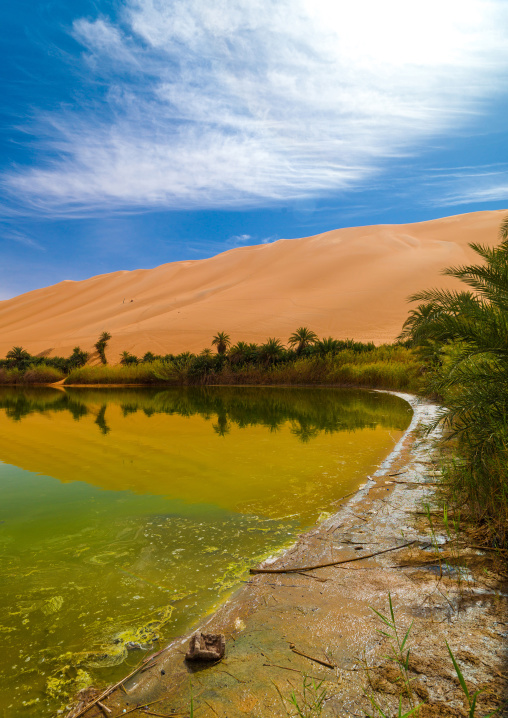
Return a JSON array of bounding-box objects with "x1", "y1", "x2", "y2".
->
[{"x1": 0, "y1": 386, "x2": 411, "y2": 716}]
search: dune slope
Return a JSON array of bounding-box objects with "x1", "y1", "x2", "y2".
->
[{"x1": 0, "y1": 210, "x2": 505, "y2": 361}]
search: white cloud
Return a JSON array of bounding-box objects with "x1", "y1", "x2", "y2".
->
[
  {"x1": 424, "y1": 164, "x2": 508, "y2": 206},
  {"x1": 2, "y1": 230, "x2": 46, "y2": 251},
  {"x1": 4, "y1": 0, "x2": 508, "y2": 213}
]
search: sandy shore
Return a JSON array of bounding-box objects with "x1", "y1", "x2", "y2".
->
[{"x1": 68, "y1": 394, "x2": 508, "y2": 717}]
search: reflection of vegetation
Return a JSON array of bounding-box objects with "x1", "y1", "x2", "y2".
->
[
  {"x1": 95, "y1": 405, "x2": 110, "y2": 435},
  {"x1": 0, "y1": 388, "x2": 89, "y2": 422},
  {"x1": 0, "y1": 386, "x2": 411, "y2": 440}
]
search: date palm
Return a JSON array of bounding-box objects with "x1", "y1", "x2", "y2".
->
[
  {"x1": 6, "y1": 346, "x2": 31, "y2": 367},
  {"x1": 400, "y1": 218, "x2": 508, "y2": 543},
  {"x1": 288, "y1": 327, "x2": 318, "y2": 354},
  {"x1": 315, "y1": 337, "x2": 341, "y2": 357},
  {"x1": 211, "y1": 331, "x2": 231, "y2": 356},
  {"x1": 94, "y1": 331, "x2": 111, "y2": 365},
  {"x1": 228, "y1": 341, "x2": 250, "y2": 365},
  {"x1": 259, "y1": 337, "x2": 284, "y2": 365}
]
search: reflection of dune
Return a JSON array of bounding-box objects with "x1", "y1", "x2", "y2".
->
[
  {"x1": 0, "y1": 210, "x2": 505, "y2": 361},
  {"x1": 0, "y1": 390, "x2": 410, "y2": 517}
]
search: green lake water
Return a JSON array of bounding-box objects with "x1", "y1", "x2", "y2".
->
[{"x1": 0, "y1": 386, "x2": 412, "y2": 716}]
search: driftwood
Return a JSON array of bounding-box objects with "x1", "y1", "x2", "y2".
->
[{"x1": 249, "y1": 540, "x2": 416, "y2": 574}]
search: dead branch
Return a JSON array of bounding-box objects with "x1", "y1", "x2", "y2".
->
[
  {"x1": 250, "y1": 540, "x2": 416, "y2": 574},
  {"x1": 289, "y1": 644, "x2": 336, "y2": 669}
]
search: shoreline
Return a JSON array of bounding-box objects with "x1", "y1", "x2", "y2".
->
[{"x1": 67, "y1": 393, "x2": 507, "y2": 717}]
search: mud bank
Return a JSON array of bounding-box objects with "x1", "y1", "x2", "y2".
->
[{"x1": 69, "y1": 394, "x2": 508, "y2": 718}]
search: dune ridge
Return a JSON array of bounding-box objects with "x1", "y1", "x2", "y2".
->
[{"x1": 0, "y1": 210, "x2": 506, "y2": 361}]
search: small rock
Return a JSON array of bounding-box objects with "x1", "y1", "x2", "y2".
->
[{"x1": 185, "y1": 632, "x2": 225, "y2": 662}]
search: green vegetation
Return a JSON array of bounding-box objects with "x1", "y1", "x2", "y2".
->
[
  {"x1": 1, "y1": 331, "x2": 418, "y2": 392},
  {"x1": 62, "y1": 341, "x2": 420, "y2": 391},
  {"x1": 94, "y1": 331, "x2": 111, "y2": 364},
  {"x1": 288, "y1": 326, "x2": 318, "y2": 354},
  {"x1": 0, "y1": 364, "x2": 65, "y2": 384},
  {"x1": 400, "y1": 219, "x2": 508, "y2": 547},
  {"x1": 211, "y1": 331, "x2": 231, "y2": 356}
]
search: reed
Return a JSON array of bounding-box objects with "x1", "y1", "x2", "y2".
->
[
  {"x1": 0, "y1": 364, "x2": 64, "y2": 384},
  {"x1": 63, "y1": 348, "x2": 422, "y2": 392},
  {"x1": 65, "y1": 363, "x2": 161, "y2": 385}
]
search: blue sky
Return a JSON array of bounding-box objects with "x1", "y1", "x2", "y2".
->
[{"x1": 1, "y1": 0, "x2": 508, "y2": 299}]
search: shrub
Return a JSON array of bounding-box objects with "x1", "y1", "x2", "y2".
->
[{"x1": 23, "y1": 364, "x2": 65, "y2": 384}]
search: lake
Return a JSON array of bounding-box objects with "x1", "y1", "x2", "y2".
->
[{"x1": 0, "y1": 386, "x2": 412, "y2": 717}]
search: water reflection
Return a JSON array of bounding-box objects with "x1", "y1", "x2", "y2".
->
[
  {"x1": 0, "y1": 385, "x2": 409, "y2": 437},
  {"x1": 0, "y1": 387, "x2": 411, "y2": 717}
]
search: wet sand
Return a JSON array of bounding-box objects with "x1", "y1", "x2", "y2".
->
[{"x1": 68, "y1": 394, "x2": 508, "y2": 717}]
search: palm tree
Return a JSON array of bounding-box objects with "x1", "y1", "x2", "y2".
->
[
  {"x1": 94, "y1": 331, "x2": 111, "y2": 365},
  {"x1": 401, "y1": 219, "x2": 508, "y2": 543},
  {"x1": 69, "y1": 346, "x2": 89, "y2": 369},
  {"x1": 6, "y1": 346, "x2": 31, "y2": 368},
  {"x1": 288, "y1": 327, "x2": 318, "y2": 354},
  {"x1": 120, "y1": 351, "x2": 138, "y2": 365},
  {"x1": 211, "y1": 332, "x2": 231, "y2": 356},
  {"x1": 259, "y1": 337, "x2": 284, "y2": 366},
  {"x1": 315, "y1": 337, "x2": 341, "y2": 357},
  {"x1": 228, "y1": 341, "x2": 250, "y2": 366}
]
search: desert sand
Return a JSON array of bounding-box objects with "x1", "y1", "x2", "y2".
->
[{"x1": 0, "y1": 210, "x2": 506, "y2": 361}]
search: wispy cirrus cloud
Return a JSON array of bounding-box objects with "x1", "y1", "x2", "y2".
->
[
  {"x1": 3, "y1": 0, "x2": 508, "y2": 215},
  {"x1": 423, "y1": 164, "x2": 508, "y2": 206},
  {"x1": 2, "y1": 229, "x2": 46, "y2": 251}
]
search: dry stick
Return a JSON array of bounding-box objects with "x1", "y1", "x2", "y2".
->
[
  {"x1": 141, "y1": 660, "x2": 159, "y2": 673},
  {"x1": 390, "y1": 479, "x2": 441, "y2": 486},
  {"x1": 121, "y1": 698, "x2": 169, "y2": 716},
  {"x1": 71, "y1": 657, "x2": 168, "y2": 718},
  {"x1": 250, "y1": 540, "x2": 416, "y2": 574},
  {"x1": 263, "y1": 663, "x2": 326, "y2": 682},
  {"x1": 97, "y1": 702, "x2": 112, "y2": 717},
  {"x1": 295, "y1": 571, "x2": 328, "y2": 582},
  {"x1": 204, "y1": 700, "x2": 221, "y2": 717},
  {"x1": 289, "y1": 645, "x2": 336, "y2": 670},
  {"x1": 218, "y1": 669, "x2": 246, "y2": 684},
  {"x1": 330, "y1": 490, "x2": 357, "y2": 505},
  {"x1": 467, "y1": 544, "x2": 508, "y2": 554}
]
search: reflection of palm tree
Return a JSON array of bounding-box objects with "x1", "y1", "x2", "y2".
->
[
  {"x1": 212, "y1": 413, "x2": 230, "y2": 436},
  {"x1": 291, "y1": 420, "x2": 319, "y2": 443},
  {"x1": 95, "y1": 405, "x2": 110, "y2": 435},
  {"x1": 211, "y1": 332, "x2": 231, "y2": 356},
  {"x1": 288, "y1": 327, "x2": 317, "y2": 354}
]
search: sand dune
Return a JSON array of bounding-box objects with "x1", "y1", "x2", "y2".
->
[{"x1": 0, "y1": 210, "x2": 506, "y2": 361}]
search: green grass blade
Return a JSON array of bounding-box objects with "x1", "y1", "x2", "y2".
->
[
  {"x1": 446, "y1": 641, "x2": 470, "y2": 702},
  {"x1": 400, "y1": 621, "x2": 414, "y2": 651}
]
